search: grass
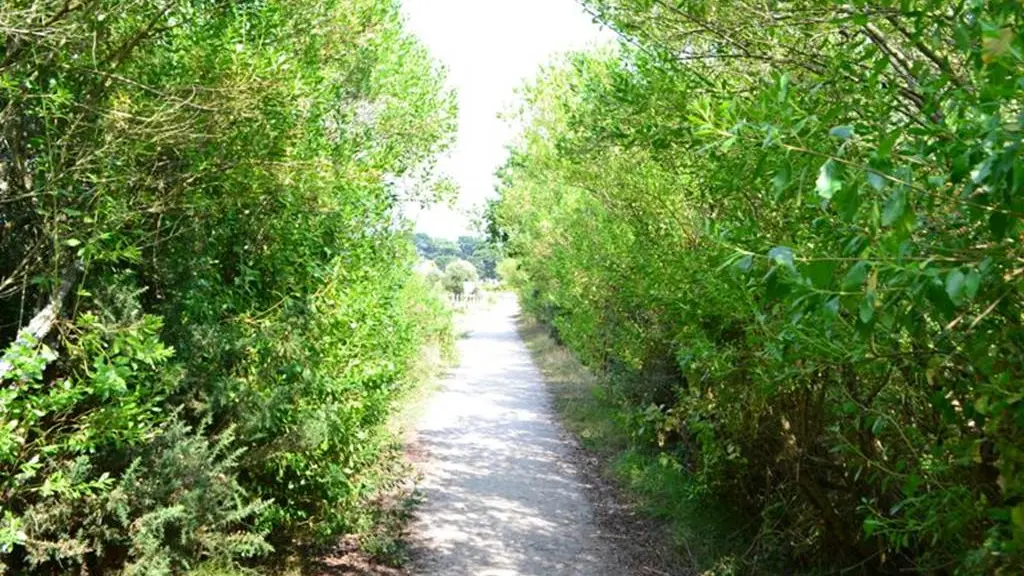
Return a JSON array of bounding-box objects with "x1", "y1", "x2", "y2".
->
[
  {"x1": 363, "y1": 337, "x2": 457, "y2": 567},
  {"x1": 516, "y1": 313, "x2": 757, "y2": 576},
  {"x1": 388, "y1": 340, "x2": 451, "y2": 439}
]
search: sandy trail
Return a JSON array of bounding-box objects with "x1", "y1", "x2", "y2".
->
[{"x1": 408, "y1": 294, "x2": 617, "y2": 576}]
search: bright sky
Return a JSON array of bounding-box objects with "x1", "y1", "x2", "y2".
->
[{"x1": 402, "y1": 0, "x2": 611, "y2": 240}]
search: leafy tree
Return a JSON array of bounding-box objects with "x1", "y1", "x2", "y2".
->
[
  {"x1": 414, "y1": 233, "x2": 499, "y2": 279},
  {"x1": 414, "y1": 233, "x2": 437, "y2": 258},
  {"x1": 457, "y1": 236, "x2": 480, "y2": 259},
  {"x1": 494, "y1": 0, "x2": 1024, "y2": 572},
  {"x1": 0, "y1": 0, "x2": 455, "y2": 573},
  {"x1": 441, "y1": 260, "x2": 479, "y2": 296},
  {"x1": 470, "y1": 244, "x2": 500, "y2": 280}
]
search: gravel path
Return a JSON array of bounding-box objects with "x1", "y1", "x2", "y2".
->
[{"x1": 407, "y1": 295, "x2": 618, "y2": 576}]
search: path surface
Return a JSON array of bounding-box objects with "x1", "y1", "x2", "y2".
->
[{"x1": 408, "y1": 295, "x2": 617, "y2": 576}]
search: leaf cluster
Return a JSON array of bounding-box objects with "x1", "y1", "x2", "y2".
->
[
  {"x1": 0, "y1": 0, "x2": 455, "y2": 573},
  {"x1": 494, "y1": 0, "x2": 1024, "y2": 572}
]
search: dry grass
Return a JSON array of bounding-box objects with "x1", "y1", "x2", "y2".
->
[{"x1": 515, "y1": 315, "x2": 629, "y2": 456}]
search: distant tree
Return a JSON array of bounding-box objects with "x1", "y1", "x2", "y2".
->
[
  {"x1": 470, "y1": 245, "x2": 500, "y2": 280},
  {"x1": 413, "y1": 233, "x2": 436, "y2": 259},
  {"x1": 435, "y1": 254, "x2": 455, "y2": 270},
  {"x1": 414, "y1": 233, "x2": 499, "y2": 279},
  {"x1": 457, "y1": 235, "x2": 481, "y2": 259},
  {"x1": 433, "y1": 239, "x2": 460, "y2": 266},
  {"x1": 442, "y1": 259, "x2": 478, "y2": 295}
]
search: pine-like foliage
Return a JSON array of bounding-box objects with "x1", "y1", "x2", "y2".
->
[{"x1": 20, "y1": 419, "x2": 271, "y2": 575}]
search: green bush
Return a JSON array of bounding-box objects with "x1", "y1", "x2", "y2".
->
[
  {"x1": 492, "y1": 1, "x2": 1024, "y2": 572},
  {"x1": 496, "y1": 258, "x2": 526, "y2": 290},
  {"x1": 1, "y1": 0, "x2": 454, "y2": 573},
  {"x1": 441, "y1": 259, "x2": 478, "y2": 295},
  {"x1": 17, "y1": 419, "x2": 270, "y2": 575}
]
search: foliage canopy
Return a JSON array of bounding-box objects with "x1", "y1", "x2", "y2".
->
[
  {"x1": 493, "y1": 0, "x2": 1024, "y2": 573},
  {"x1": 0, "y1": 0, "x2": 454, "y2": 573}
]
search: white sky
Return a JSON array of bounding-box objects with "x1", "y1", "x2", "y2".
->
[{"x1": 401, "y1": 0, "x2": 611, "y2": 240}]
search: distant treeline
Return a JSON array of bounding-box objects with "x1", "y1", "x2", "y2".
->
[{"x1": 414, "y1": 233, "x2": 499, "y2": 280}]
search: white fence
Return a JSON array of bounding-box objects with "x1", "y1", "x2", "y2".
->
[{"x1": 448, "y1": 291, "x2": 482, "y2": 305}]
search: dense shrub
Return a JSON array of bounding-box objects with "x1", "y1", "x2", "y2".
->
[
  {"x1": 1, "y1": 0, "x2": 454, "y2": 573},
  {"x1": 492, "y1": 1, "x2": 1024, "y2": 573},
  {"x1": 441, "y1": 259, "x2": 478, "y2": 296}
]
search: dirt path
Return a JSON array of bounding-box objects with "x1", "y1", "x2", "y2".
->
[{"x1": 407, "y1": 295, "x2": 618, "y2": 576}]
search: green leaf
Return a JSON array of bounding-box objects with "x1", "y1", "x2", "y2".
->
[
  {"x1": 832, "y1": 182, "x2": 861, "y2": 222},
  {"x1": 951, "y1": 151, "x2": 971, "y2": 183},
  {"x1": 930, "y1": 390, "x2": 956, "y2": 423},
  {"x1": 778, "y1": 73, "x2": 789, "y2": 103},
  {"x1": 866, "y1": 170, "x2": 886, "y2": 191},
  {"x1": 816, "y1": 159, "x2": 842, "y2": 199},
  {"x1": 965, "y1": 269, "x2": 982, "y2": 301},
  {"x1": 971, "y1": 158, "x2": 992, "y2": 184},
  {"x1": 945, "y1": 269, "x2": 966, "y2": 305},
  {"x1": 772, "y1": 164, "x2": 791, "y2": 199},
  {"x1": 871, "y1": 416, "x2": 885, "y2": 434},
  {"x1": 876, "y1": 133, "x2": 897, "y2": 159},
  {"x1": 1012, "y1": 504, "x2": 1024, "y2": 531},
  {"x1": 859, "y1": 298, "x2": 874, "y2": 323},
  {"x1": 824, "y1": 296, "x2": 840, "y2": 315},
  {"x1": 829, "y1": 125, "x2": 854, "y2": 140},
  {"x1": 842, "y1": 261, "x2": 869, "y2": 291},
  {"x1": 843, "y1": 235, "x2": 868, "y2": 257},
  {"x1": 881, "y1": 188, "x2": 906, "y2": 226},
  {"x1": 926, "y1": 281, "x2": 957, "y2": 320},
  {"x1": 975, "y1": 396, "x2": 990, "y2": 416},
  {"x1": 65, "y1": 238, "x2": 82, "y2": 247},
  {"x1": 802, "y1": 260, "x2": 836, "y2": 289},
  {"x1": 765, "y1": 269, "x2": 792, "y2": 301},
  {"x1": 768, "y1": 246, "x2": 795, "y2": 270},
  {"x1": 989, "y1": 211, "x2": 1009, "y2": 239},
  {"x1": 901, "y1": 474, "x2": 922, "y2": 498}
]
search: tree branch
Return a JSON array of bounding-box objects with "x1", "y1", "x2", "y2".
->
[{"x1": 0, "y1": 262, "x2": 81, "y2": 380}]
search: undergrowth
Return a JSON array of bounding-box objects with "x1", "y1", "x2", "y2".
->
[{"x1": 516, "y1": 313, "x2": 766, "y2": 575}]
